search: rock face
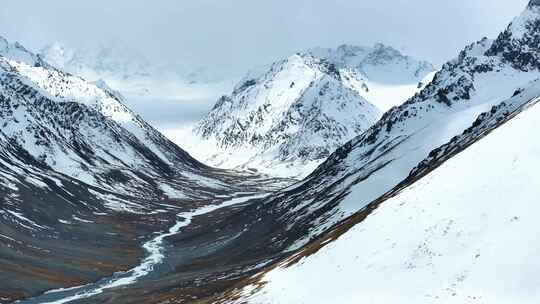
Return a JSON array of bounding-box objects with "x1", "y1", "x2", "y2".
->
[{"x1": 192, "y1": 45, "x2": 435, "y2": 178}]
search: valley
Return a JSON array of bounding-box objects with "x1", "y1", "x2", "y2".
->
[{"x1": 1, "y1": 1, "x2": 540, "y2": 303}]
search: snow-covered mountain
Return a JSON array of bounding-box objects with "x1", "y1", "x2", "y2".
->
[
  {"x1": 190, "y1": 45, "x2": 434, "y2": 178},
  {"x1": 0, "y1": 36, "x2": 44, "y2": 67},
  {"x1": 258, "y1": 0, "x2": 540, "y2": 247},
  {"x1": 39, "y1": 41, "x2": 234, "y2": 85},
  {"x1": 235, "y1": 85, "x2": 540, "y2": 304}
]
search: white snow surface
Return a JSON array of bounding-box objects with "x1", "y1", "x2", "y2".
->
[{"x1": 238, "y1": 90, "x2": 540, "y2": 304}]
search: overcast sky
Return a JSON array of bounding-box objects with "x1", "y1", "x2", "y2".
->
[{"x1": 0, "y1": 0, "x2": 530, "y2": 73}]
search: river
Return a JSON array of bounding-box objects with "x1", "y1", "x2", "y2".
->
[{"x1": 16, "y1": 194, "x2": 266, "y2": 304}]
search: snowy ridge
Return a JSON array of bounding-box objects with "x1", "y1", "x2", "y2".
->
[
  {"x1": 0, "y1": 54, "x2": 202, "y2": 198},
  {"x1": 39, "y1": 41, "x2": 234, "y2": 84},
  {"x1": 40, "y1": 42, "x2": 152, "y2": 82},
  {"x1": 194, "y1": 53, "x2": 381, "y2": 177},
  {"x1": 486, "y1": 3, "x2": 540, "y2": 70}
]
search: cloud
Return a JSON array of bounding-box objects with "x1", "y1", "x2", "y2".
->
[{"x1": 0, "y1": 0, "x2": 529, "y2": 72}]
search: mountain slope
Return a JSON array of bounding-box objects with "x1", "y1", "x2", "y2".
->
[{"x1": 234, "y1": 89, "x2": 540, "y2": 304}]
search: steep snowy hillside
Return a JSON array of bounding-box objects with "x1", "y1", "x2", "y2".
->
[
  {"x1": 234, "y1": 91, "x2": 540, "y2": 304},
  {"x1": 193, "y1": 53, "x2": 381, "y2": 178},
  {"x1": 117, "y1": 82, "x2": 540, "y2": 304},
  {"x1": 189, "y1": 44, "x2": 434, "y2": 178},
  {"x1": 261, "y1": 1, "x2": 540, "y2": 247}
]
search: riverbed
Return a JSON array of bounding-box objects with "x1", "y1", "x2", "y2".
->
[{"x1": 16, "y1": 194, "x2": 267, "y2": 304}]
